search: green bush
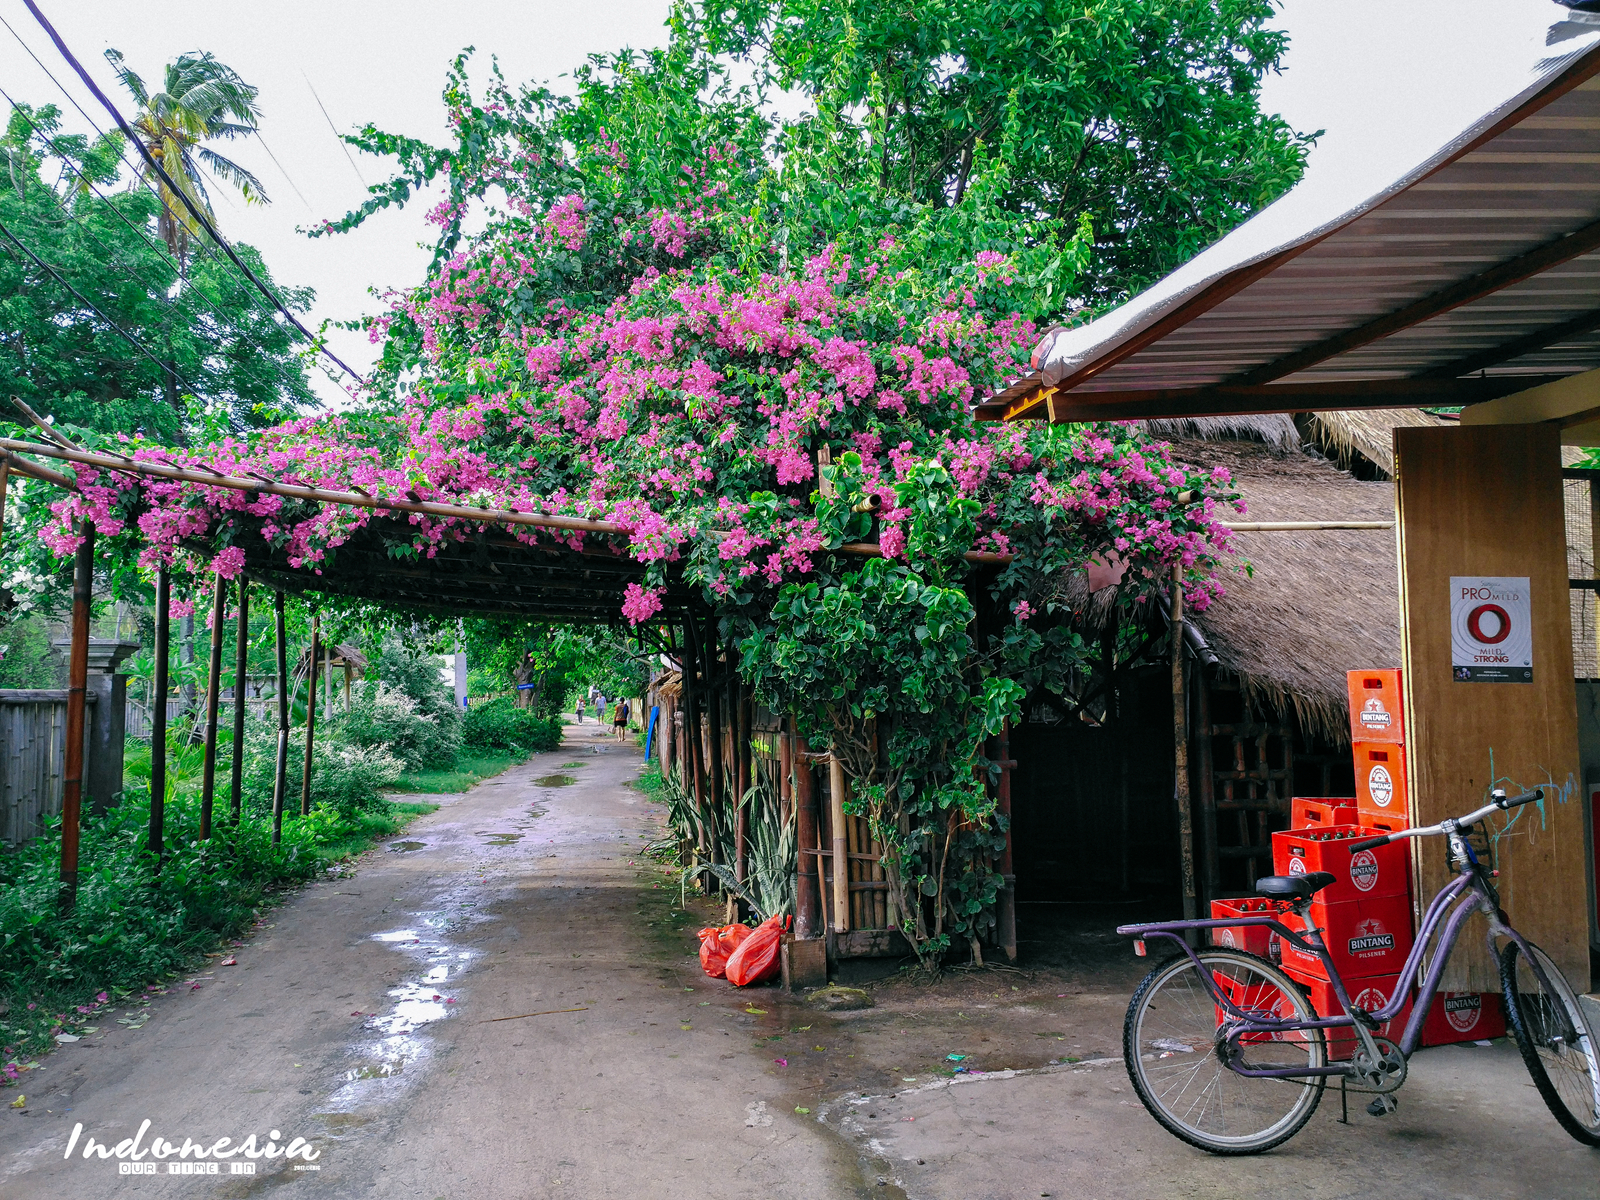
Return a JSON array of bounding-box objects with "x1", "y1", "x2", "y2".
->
[
  {"x1": 339, "y1": 680, "x2": 460, "y2": 772},
  {"x1": 238, "y1": 717, "x2": 402, "y2": 817},
  {"x1": 462, "y1": 696, "x2": 562, "y2": 754},
  {"x1": 0, "y1": 783, "x2": 431, "y2": 1082}
]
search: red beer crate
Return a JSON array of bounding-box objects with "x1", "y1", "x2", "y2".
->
[
  {"x1": 1286, "y1": 967, "x2": 1412, "y2": 1059},
  {"x1": 1215, "y1": 971, "x2": 1299, "y2": 1046},
  {"x1": 1271, "y1": 824, "x2": 1410, "y2": 905},
  {"x1": 1354, "y1": 741, "x2": 1410, "y2": 827},
  {"x1": 1277, "y1": 892, "x2": 1415, "y2": 981},
  {"x1": 1419, "y1": 991, "x2": 1506, "y2": 1046},
  {"x1": 1347, "y1": 669, "x2": 1405, "y2": 744},
  {"x1": 1291, "y1": 797, "x2": 1358, "y2": 830},
  {"x1": 1208, "y1": 897, "x2": 1285, "y2": 958}
]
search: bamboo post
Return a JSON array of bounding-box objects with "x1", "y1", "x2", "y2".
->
[
  {"x1": 778, "y1": 723, "x2": 792, "y2": 826},
  {"x1": 1196, "y1": 672, "x2": 1219, "y2": 905},
  {"x1": 60, "y1": 521, "x2": 93, "y2": 911},
  {"x1": 1172, "y1": 566, "x2": 1198, "y2": 923},
  {"x1": 150, "y1": 565, "x2": 169, "y2": 865},
  {"x1": 829, "y1": 753, "x2": 849, "y2": 933},
  {"x1": 301, "y1": 612, "x2": 319, "y2": 815},
  {"x1": 0, "y1": 461, "x2": 8, "y2": 554},
  {"x1": 271, "y1": 591, "x2": 288, "y2": 843},
  {"x1": 323, "y1": 638, "x2": 332, "y2": 721},
  {"x1": 198, "y1": 575, "x2": 225, "y2": 840},
  {"x1": 794, "y1": 727, "x2": 821, "y2": 938},
  {"x1": 733, "y1": 679, "x2": 749, "y2": 887},
  {"x1": 229, "y1": 579, "x2": 249, "y2": 822},
  {"x1": 705, "y1": 613, "x2": 724, "y2": 875},
  {"x1": 996, "y1": 720, "x2": 1017, "y2": 962}
]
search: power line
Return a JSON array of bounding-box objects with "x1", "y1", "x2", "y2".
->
[
  {"x1": 0, "y1": 214, "x2": 203, "y2": 395},
  {"x1": 0, "y1": 15, "x2": 294, "y2": 345},
  {"x1": 21, "y1": 0, "x2": 367, "y2": 384},
  {"x1": 0, "y1": 91, "x2": 320, "y2": 412}
]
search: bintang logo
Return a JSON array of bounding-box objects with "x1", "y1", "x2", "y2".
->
[
  {"x1": 63, "y1": 1121, "x2": 320, "y2": 1175},
  {"x1": 1349, "y1": 849, "x2": 1380, "y2": 892},
  {"x1": 1348, "y1": 917, "x2": 1395, "y2": 956},
  {"x1": 1359, "y1": 698, "x2": 1392, "y2": 730},
  {"x1": 1367, "y1": 765, "x2": 1395, "y2": 808},
  {"x1": 1444, "y1": 993, "x2": 1483, "y2": 1033}
]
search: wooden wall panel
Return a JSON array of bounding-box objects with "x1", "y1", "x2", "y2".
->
[{"x1": 1395, "y1": 424, "x2": 1587, "y2": 990}]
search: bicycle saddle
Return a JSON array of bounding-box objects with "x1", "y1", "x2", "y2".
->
[{"x1": 1254, "y1": 872, "x2": 1336, "y2": 902}]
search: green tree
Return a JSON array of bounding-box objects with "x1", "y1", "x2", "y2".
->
[
  {"x1": 0, "y1": 102, "x2": 313, "y2": 445},
  {"x1": 690, "y1": 0, "x2": 1314, "y2": 300}
]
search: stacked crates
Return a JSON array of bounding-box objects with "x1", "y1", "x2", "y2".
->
[{"x1": 1208, "y1": 668, "x2": 1503, "y2": 1049}]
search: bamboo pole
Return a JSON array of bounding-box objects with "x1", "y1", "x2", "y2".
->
[
  {"x1": 1172, "y1": 566, "x2": 1197, "y2": 923},
  {"x1": 59, "y1": 521, "x2": 93, "y2": 911},
  {"x1": 0, "y1": 461, "x2": 8, "y2": 556},
  {"x1": 271, "y1": 591, "x2": 288, "y2": 843},
  {"x1": 0, "y1": 437, "x2": 1013, "y2": 563},
  {"x1": 150, "y1": 566, "x2": 169, "y2": 866},
  {"x1": 829, "y1": 754, "x2": 849, "y2": 933},
  {"x1": 704, "y1": 613, "x2": 724, "y2": 876},
  {"x1": 198, "y1": 575, "x2": 226, "y2": 840},
  {"x1": 230, "y1": 579, "x2": 249, "y2": 822},
  {"x1": 301, "y1": 612, "x2": 319, "y2": 816},
  {"x1": 794, "y1": 730, "x2": 822, "y2": 939}
]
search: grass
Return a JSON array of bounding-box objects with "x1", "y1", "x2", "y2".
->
[
  {"x1": 387, "y1": 751, "x2": 526, "y2": 795},
  {"x1": 0, "y1": 789, "x2": 436, "y2": 1087},
  {"x1": 632, "y1": 763, "x2": 667, "y2": 798}
]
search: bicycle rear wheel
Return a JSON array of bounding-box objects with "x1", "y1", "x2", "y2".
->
[
  {"x1": 1124, "y1": 948, "x2": 1326, "y2": 1155},
  {"x1": 1500, "y1": 939, "x2": 1600, "y2": 1145}
]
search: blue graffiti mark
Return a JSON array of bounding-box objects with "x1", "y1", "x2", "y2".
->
[{"x1": 1481, "y1": 746, "x2": 1574, "y2": 847}]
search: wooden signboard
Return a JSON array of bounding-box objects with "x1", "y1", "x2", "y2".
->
[{"x1": 1395, "y1": 424, "x2": 1587, "y2": 991}]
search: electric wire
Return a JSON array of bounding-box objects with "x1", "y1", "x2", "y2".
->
[
  {"x1": 0, "y1": 91, "x2": 321, "y2": 412},
  {"x1": 19, "y1": 0, "x2": 367, "y2": 384},
  {"x1": 0, "y1": 214, "x2": 204, "y2": 394}
]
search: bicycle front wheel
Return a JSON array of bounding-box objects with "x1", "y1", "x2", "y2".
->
[
  {"x1": 1500, "y1": 939, "x2": 1600, "y2": 1145},
  {"x1": 1124, "y1": 948, "x2": 1327, "y2": 1155}
]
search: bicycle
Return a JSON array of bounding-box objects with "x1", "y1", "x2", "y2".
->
[{"x1": 1115, "y1": 788, "x2": 1600, "y2": 1154}]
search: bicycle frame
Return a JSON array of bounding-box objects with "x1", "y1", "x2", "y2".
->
[{"x1": 1117, "y1": 860, "x2": 1548, "y2": 1079}]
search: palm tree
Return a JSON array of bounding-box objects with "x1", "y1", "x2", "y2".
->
[{"x1": 104, "y1": 48, "x2": 268, "y2": 265}]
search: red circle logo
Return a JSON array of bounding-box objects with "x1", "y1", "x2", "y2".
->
[{"x1": 1467, "y1": 603, "x2": 1511, "y2": 645}]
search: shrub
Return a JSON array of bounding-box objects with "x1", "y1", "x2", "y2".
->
[
  {"x1": 339, "y1": 680, "x2": 460, "y2": 771},
  {"x1": 238, "y1": 717, "x2": 402, "y2": 816},
  {"x1": 462, "y1": 696, "x2": 562, "y2": 754}
]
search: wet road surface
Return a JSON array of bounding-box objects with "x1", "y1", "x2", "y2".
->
[{"x1": 0, "y1": 726, "x2": 862, "y2": 1199}]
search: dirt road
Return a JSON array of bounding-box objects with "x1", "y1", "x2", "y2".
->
[{"x1": 0, "y1": 724, "x2": 862, "y2": 1199}]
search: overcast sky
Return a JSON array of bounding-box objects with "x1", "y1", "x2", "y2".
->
[{"x1": 0, "y1": 0, "x2": 1576, "y2": 404}]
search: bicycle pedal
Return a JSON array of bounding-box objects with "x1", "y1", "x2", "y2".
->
[{"x1": 1365, "y1": 1096, "x2": 1398, "y2": 1118}]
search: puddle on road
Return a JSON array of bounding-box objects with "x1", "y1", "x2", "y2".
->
[
  {"x1": 387, "y1": 841, "x2": 426, "y2": 853},
  {"x1": 481, "y1": 832, "x2": 524, "y2": 846},
  {"x1": 321, "y1": 917, "x2": 479, "y2": 1120},
  {"x1": 532, "y1": 774, "x2": 577, "y2": 787}
]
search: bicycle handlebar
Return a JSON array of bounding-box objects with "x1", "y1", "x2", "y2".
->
[{"x1": 1348, "y1": 788, "x2": 1542, "y2": 855}]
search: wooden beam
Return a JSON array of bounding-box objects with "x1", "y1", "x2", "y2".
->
[
  {"x1": 271, "y1": 590, "x2": 288, "y2": 844},
  {"x1": 1420, "y1": 305, "x2": 1600, "y2": 380},
  {"x1": 1395, "y1": 424, "x2": 1586, "y2": 988},
  {"x1": 1235, "y1": 218, "x2": 1600, "y2": 386},
  {"x1": 230, "y1": 580, "x2": 248, "y2": 823},
  {"x1": 149, "y1": 565, "x2": 169, "y2": 867},
  {"x1": 59, "y1": 521, "x2": 93, "y2": 911},
  {"x1": 198, "y1": 574, "x2": 226, "y2": 840}
]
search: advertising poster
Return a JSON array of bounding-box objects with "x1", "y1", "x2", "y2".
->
[{"x1": 1450, "y1": 577, "x2": 1532, "y2": 683}]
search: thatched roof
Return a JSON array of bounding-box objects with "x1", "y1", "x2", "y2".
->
[
  {"x1": 1174, "y1": 437, "x2": 1397, "y2": 744},
  {"x1": 1049, "y1": 425, "x2": 1398, "y2": 744},
  {"x1": 1301, "y1": 408, "x2": 1450, "y2": 477}
]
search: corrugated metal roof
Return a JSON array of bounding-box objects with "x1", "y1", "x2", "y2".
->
[{"x1": 986, "y1": 28, "x2": 1600, "y2": 422}]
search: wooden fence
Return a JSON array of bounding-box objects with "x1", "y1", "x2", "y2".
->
[{"x1": 0, "y1": 690, "x2": 93, "y2": 847}]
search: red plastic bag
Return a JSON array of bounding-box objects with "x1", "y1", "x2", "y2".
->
[
  {"x1": 697, "y1": 923, "x2": 752, "y2": 978},
  {"x1": 726, "y1": 915, "x2": 786, "y2": 987}
]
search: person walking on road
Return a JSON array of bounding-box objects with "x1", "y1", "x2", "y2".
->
[
  {"x1": 613, "y1": 698, "x2": 629, "y2": 740},
  {"x1": 575, "y1": 695, "x2": 585, "y2": 723}
]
